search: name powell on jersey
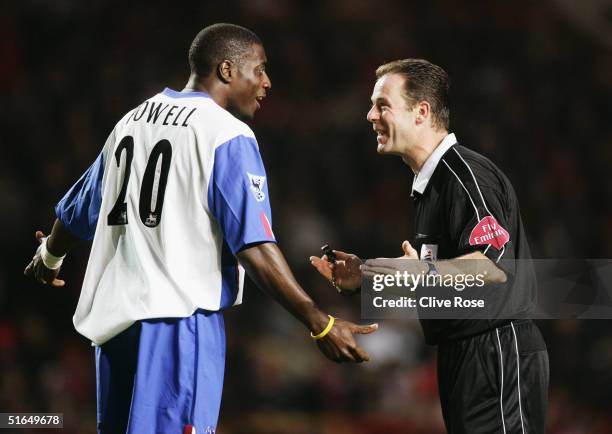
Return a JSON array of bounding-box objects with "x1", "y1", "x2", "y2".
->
[
  {"x1": 247, "y1": 172, "x2": 266, "y2": 202},
  {"x1": 469, "y1": 215, "x2": 510, "y2": 250}
]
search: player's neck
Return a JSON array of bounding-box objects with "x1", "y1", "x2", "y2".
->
[
  {"x1": 401, "y1": 129, "x2": 449, "y2": 173},
  {"x1": 183, "y1": 75, "x2": 230, "y2": 110}
]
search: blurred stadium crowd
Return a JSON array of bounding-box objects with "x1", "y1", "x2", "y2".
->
[{"x1": 2, "y1": 0, "x2": 612, "y2": 433}]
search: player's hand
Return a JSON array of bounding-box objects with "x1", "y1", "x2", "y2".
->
[
  {"x1": 23, "y1": 231, "x2": 65, "y2": 287},
  {"x1": 315, "y1": 318, "x2": 378, "y2": 363},
  {"x1": 361, "y1": 240, "x2": 425, "y2": 277},
  {"x1": 309, "y1": 250, "x2": 363, "y2": 294}
]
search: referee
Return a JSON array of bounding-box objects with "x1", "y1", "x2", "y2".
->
[{"x1": 311, "y1": 59, "x2": 548, "y2": 433}]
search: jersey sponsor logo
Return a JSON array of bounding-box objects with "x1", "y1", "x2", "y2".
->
[
  {"x1": 469, "y1": 215, "x2": 509, "y2": 250},
  {"x1": 247, "y1": 172, "x2": 266, "y2": 202},
  {"x1": 420, "y1": 244, "x2": 438, "y2": 260}
]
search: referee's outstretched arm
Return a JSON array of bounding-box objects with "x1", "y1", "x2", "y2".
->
[
  {"x1": 237, "y1": 242, "x2": 378, "y2": 363},
  {"x1": 362, "y1": 241, "x2": 508, "y2": 284}
]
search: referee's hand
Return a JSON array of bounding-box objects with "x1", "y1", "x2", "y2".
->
[{"x1": 315, "y1": 318, "x2": 378, "y2": 363}]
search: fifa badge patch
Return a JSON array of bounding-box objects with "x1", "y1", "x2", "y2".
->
[
  {"x1": 247, "y1": 172, "x2": 266, "y2": 202},
  {"x1": 420, "y1": 244, "x2": 438, "y2": 260},
  {"x1": 469, "y1": 215, "x2": 510, "y2": 250}
]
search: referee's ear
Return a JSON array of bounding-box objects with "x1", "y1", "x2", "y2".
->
[{"x1": 415, "y1": 101, "x2": 431, "y2": 126}]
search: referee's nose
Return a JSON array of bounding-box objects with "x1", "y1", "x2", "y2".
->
[{"x1": 366, "y1": 105, "x2": 379, "y2": 123}]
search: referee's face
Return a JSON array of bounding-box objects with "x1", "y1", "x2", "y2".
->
[{"x1": 367, "y1": 73, "x2": 419, "y2": 157}]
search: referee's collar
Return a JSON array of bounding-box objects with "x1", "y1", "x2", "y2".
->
[{"x1": 411, "y1": 133, "x2": 457, "y2": 196}]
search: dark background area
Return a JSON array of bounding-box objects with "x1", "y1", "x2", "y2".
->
[{"x1": 2, "y1": 0, "x2": 612, "y2": 432}]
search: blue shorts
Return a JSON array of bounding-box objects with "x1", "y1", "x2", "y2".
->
[{"x1": 95, "y1": 310, "x2": 225, "y2": 434}]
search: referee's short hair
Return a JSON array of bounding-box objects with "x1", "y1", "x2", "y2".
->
[
  {"x1": 189, "y1": 23, "x2": 262, "y2": 77},
  {"x1": 376, "y1": 59, "x2": 450, "y2": 131}
]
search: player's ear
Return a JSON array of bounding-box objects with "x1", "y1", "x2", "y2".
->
[{"x1": 217, "y1": 60, "x2": 234, "y2": 83}]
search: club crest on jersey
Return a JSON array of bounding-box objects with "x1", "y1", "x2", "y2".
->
[
  {"x1": 469, "y1": 215, "x2": 510, "y2": 250},
  {"x1": 420, "y1": 244, "x2": 438, "y2": 261},
  {"x1": 247, "y1": 172, "x2": 266, "y2": 202}
]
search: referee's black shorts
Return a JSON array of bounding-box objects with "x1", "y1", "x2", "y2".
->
[{"x1": 437, "y1": 320, "x2": 548, "y2": 434}]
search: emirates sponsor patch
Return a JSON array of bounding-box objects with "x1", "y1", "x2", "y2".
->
[{"x1": 469, "y1": 215, "x2": 509, "y2": 250}]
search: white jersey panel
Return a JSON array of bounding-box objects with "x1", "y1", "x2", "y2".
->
[{"x1": 62, "y1": 89, "x2": 275, "y2": 344}]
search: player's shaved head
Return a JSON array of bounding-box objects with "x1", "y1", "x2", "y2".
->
[{"x1": 189, "y1": 23, "x2": 262, "y2": 77}]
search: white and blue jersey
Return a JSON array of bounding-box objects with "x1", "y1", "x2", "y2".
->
[
  {"x1": 55, "y1": 88, "x2": 276, "y2": 433},
  {"x1": 56, "y1": 88, "x2": 276, "y2": 345}
]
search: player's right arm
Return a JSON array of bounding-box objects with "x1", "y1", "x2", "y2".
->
[
  {"x1": 23, "y1": 220, "x2": 80, "y2": 287},
  {"x1": 209, "y1": 133, "x2": 376, "y2": 363},
  {"x1": 24, "y1": 125, "x2": 116, "y2": 287},
  {"x1": 238, "y1": 243, "x2": 377, "y2": 363}
]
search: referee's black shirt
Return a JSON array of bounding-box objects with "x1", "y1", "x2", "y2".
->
[{"x1": 412, "y1": 134, "x2": 536, "y2": 345}]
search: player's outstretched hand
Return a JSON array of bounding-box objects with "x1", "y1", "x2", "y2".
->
[
  {"x1": 315, "y1": 318, "x2": 378, "y2": 363},
  {"x1": 23, "y1": 231, "x2": 65, "y2": 287},
  {"x1": 309, "y1": 250, "x2": 363, "y2": 294}
]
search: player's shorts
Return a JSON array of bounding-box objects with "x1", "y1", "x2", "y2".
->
[
  {"x1": 437, "y1": 320, "x2": 548, "y2": 434},
  {"x1": 95, "y1": 309, "x2": 225, "y2": 434}
]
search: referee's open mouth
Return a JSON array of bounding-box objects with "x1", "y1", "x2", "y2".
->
[{"x1": 375, "y1": 128, "x2": 388, "y2": 145}]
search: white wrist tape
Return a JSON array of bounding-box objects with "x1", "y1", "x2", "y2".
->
[{"x1": 39, "y1": 237, "x2": 66, "y2": 270}]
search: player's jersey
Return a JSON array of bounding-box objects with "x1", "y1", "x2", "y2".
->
[{"x1": 56, "y1": 88, "x2": 276, "y2": 345}]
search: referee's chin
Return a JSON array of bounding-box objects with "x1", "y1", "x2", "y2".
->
[{"x1": 376, "y1": 142, "x2": 394, "y2": 155}]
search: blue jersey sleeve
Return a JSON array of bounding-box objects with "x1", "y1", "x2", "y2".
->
[
  {"x1": 55, "y1": 152, "x2": 104, "y2": 240},
  {"x1": 208, "y1": 135, "x2": 276, "y2": 255}
]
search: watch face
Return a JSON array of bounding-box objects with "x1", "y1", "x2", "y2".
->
[{"x1": 420, "y1": 243, "x2": 438, "y2": 261}]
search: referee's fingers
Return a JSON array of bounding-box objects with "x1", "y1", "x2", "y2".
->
[{"x1": 402, "y1": 240, "x2": 418, "y2": 258}]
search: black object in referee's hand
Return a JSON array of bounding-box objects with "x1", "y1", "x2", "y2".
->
[{"x1": 321, "y1": 244, "x2": 336, "y2": 263}]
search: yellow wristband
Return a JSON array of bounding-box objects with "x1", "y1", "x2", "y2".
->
[{"x1": 310, "y1": 315, "x2": 335, "y2": 340}]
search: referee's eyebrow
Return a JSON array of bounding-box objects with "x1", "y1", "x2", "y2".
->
[{"x1": 371, "y1": 97, "x2": 389, "y2": 105}]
